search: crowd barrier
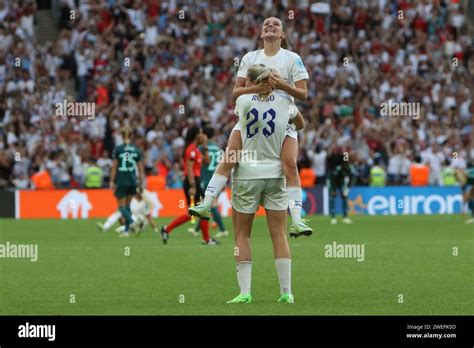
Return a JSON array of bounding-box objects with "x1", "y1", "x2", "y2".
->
[{"x1": 0, "y1": 186, "x2": 464, "y2": 219}]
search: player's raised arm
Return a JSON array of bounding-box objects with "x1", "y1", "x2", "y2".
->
[{"x1": 137, "y1": 160, "x2": 145, "y2": 188}]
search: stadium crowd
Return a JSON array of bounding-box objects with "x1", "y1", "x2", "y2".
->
[{"x1": 0, "y1": 0, "x2": 472, "y2": 189}]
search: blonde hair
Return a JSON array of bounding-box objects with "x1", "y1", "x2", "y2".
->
[
  {"x1": 247, "y1": 64, "x2": 279, "y2": 83},
  {"x1": 120, "y1": 126, "x2": 132, "y2": 141}
]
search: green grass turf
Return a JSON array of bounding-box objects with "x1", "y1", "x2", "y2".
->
[{"x1": 0, "y1": 215, "x2": 472, "y2": 315}]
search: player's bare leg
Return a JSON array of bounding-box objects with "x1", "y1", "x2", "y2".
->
[
  {"x1": 97, "y1": 210, "x2": 122, "y2": 232},
  {"x1": 147, "y1": 215, "x2": 159, "y2": 233},
  {"x1": 189, "y1": 130, "x2": 241, "y2": 219},
  {"x1": 282, "y1": 136, "x2": 312, "y2": 237},
  {"x1": 266, "y1": 209, "x2": 294, "y2": 303},
  {"x1": 226, "y1": 208, "x2": 253, "y2": 304},
  {"x1": 329, "y1": 189, "x2": 337, "y2": 224}
]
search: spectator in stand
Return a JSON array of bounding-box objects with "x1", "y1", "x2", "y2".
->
[
  {"x1": 166, "y1": 162, "x2": 183, "y2": 189},
  {"x1": 31, "y1": 165, "x2": 54, "y2": 189},
  {"x1": 97, "y1": 149, "x2": 112, "y2": 186},
  {"x1": 307, "y1": 144, "x2": 327, "y2": 185},
  {"x1": 422, "y1": 143, "x2": 446, "y2": 186},
  {"x1": 386, "y1": 142, "x2": 411, "y2": 185},
  {"x1": 84, "y1": 158, "x2": 104, "y2": 188},
  {"x1": 410, "y1": 155, "x2": 430, "y2": 187},
  {"x1": 0, "y1": 0, "x2": 471, "y2": 190}
]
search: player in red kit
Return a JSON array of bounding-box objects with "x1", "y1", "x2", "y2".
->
[{"x1": 160, "y1": 127, "x2": 219, "y2": 245}]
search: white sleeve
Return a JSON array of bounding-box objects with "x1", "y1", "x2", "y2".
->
[
  {"x1": 237, "y1": 52, "x2": 251, "y2": 79},
  {"x1": 235, "y1": 97, "x2": 243, "y2": 117},
  {"x1": 288, "y1": 103, "x2": 299, "y2": 119},
  {"x1": 233, "y1": 97, "x2": 248, "y2": 131},
  {"x1": 290, "y1": 53, "x2": 309, "y2": 82}
]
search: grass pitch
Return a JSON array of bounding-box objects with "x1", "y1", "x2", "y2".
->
[{"x1": 0, "y1": 215, "x2": 472, "y2": 315}]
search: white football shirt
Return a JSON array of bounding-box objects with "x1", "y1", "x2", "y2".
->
[
  {"x1": 131, "y1": 190, "x2": 154, "y2": 216},
  {"x1": 131, "y1": 198, "x2": 148, "y2": 216},
  {"x1": 232, "y1": 92, "x2": 298, "y2": 180},
  {"x1": 237, "y1": 48, "x2": 309, "y2": 101}
]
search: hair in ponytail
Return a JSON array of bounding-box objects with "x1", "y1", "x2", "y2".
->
[
  {"x1": 280, "y1": 20, "x2": 290, "y2": 49},
  {"x1": 121, "y1": 126, "x2": 132, "y2": 142}
]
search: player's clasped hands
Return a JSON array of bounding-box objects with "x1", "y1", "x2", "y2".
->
[
  {"x1": 255, "y1": 82, "x2": 273, "y2": 95},
  {"x1": 268, "y1": 72, "x2": 286, "y2": 90}
]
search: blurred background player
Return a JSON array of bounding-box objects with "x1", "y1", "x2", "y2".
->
[
  {"x1": 116, "y1": 187, "x2": 158, "y2": 234},
  {"x1": 189, "y1": 127, "x2": 229, "y2": 238},
  {"x1": 109, "y1": 126, "x2": 144, "y2": 238},
  {"x1": 161, "y1": 127, "x2": 219, "y2": 245},
  {"x1": 456, "y1": 160, "x2": 474, "y2": 224},
  {"x1": 326, "y1": 147, "x2": 356, "y2": 225},
  {"x1": 97, "y1": 210, "x2": 121, "y2": 232}
]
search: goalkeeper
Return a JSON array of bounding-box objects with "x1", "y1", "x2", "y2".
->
[{"x1": 326, "y1": 147, "x2": 356, "y2": 224}]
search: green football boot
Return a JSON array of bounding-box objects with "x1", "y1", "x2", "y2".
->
[
  {"x1": 188, "y1": 201, "x2": 211, "y2": 220},
  {"x1": 226, "y1": 294, "x2": 252, "y2": 304},
  {"x1": 289, "y1": 219, "x2": 313, "y2": 238},
  {"x1": 277, "y1": 294, "x2": 295, "y2": 303}
]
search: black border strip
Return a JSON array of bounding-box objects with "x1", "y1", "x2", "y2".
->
[{"x1": 0, "y1": 315, "x2": 472, "y2": 346}]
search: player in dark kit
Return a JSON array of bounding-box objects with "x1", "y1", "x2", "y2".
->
[
  {"x1": 190, "y1": 127, "x2": 228, "y2": 238},
  {"x1": 160, "y1": 127, "x2": 219, "y2": 245},
  {"x1": 326, "y1": 147, "x2": 356, "y2": 224},
  {"x1": 110, "y1": 126, "x2": 145, "y2": 237},
  {"x1": 456, "y1": 160, "x2": 474, "y2": 224}
]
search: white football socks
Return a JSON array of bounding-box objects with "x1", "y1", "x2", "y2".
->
[
  {"x1": 203, "y1": 173, "x2": 228, "y2": 205},
  {"x1": 275, "y1": 258, "x2": 292, "y2": 295},
  {"x1": 236, "y1": 261, "x2": 252, "y2": 296},
  {"x1": 103, "y1": 211, "x2": 122, "y2": 230},
  {"x1": 287, "y1": 186, "x2": 302, "y2": 225}
]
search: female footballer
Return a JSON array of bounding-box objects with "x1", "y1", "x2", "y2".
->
[
  {"x1": 190, "y1": 16, "x2": 312, "y2": 237},
  {"x1": 110, "y1": 126, "x2": 145, "y2": 237},
  {"x1": 226, "y1": 64, "x2": 305, "y2": 303},
  {"x1": 160, "y1": 126, "x2": 219, "y2": 245}
]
